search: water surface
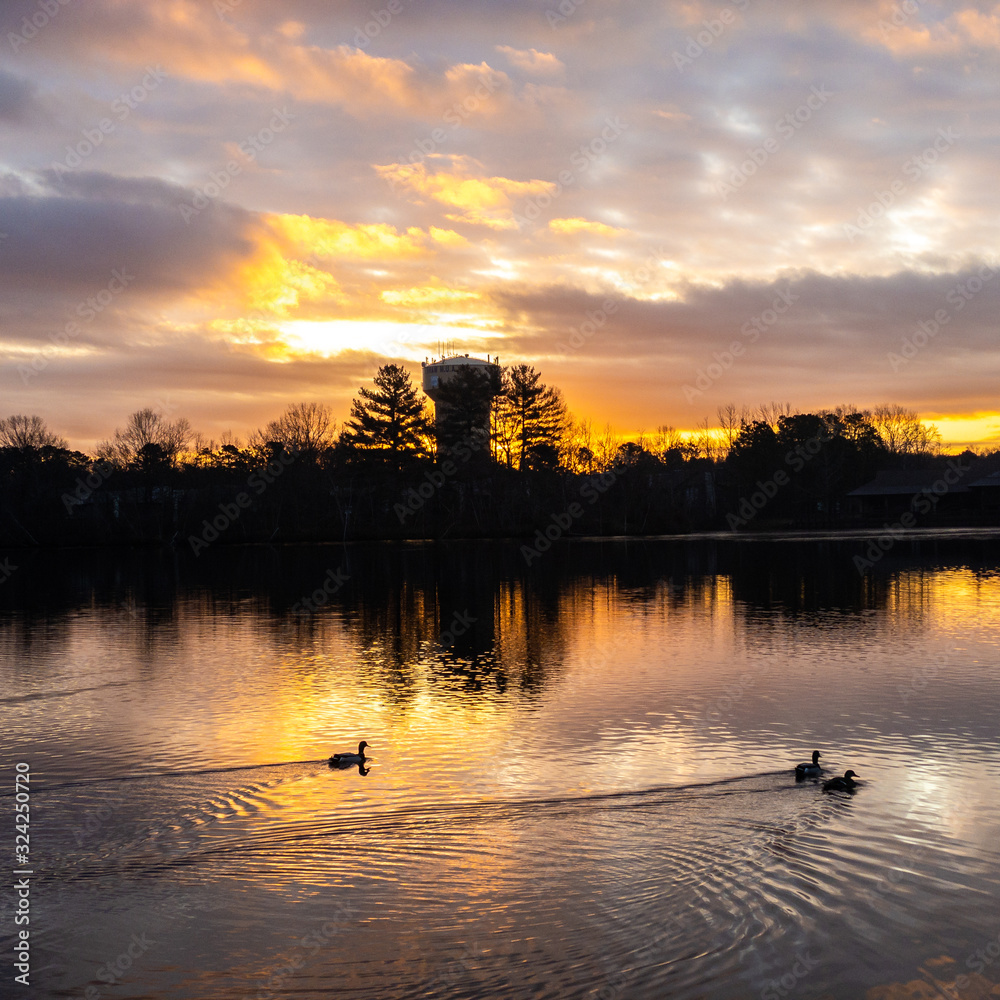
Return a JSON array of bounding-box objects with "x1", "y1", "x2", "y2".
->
[{"x1": 2, "y1": 533, "x2": 1000, "y2": 999}]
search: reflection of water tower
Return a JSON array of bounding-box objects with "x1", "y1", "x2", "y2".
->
[{"x1": 422, "y1": 353, "x2": 500, "y2": 453}]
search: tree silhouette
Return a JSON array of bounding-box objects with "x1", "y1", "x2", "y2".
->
[
  {"x1": 250, "y1": 402, "x2": 336, "y2": 460},
  {"x1": 98, "y1": 408, "x2": 191, "y2": 470},
  {"x1": 342, "y1": 364, "x2": 430, "y2": 470},
  {"x1": 0, "y1": 414, "x2": 67, "y2": 451},
  {"x1": 497, "y1": 364, "x2": 568, "y2": 470}
]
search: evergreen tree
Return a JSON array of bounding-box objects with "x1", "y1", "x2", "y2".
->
[
  {"x1": 342, "y1": 364, "x2": 430, "y2": 469},
  {"x1": 497, "y1": 364, "x2": 568, "y2": 470}
]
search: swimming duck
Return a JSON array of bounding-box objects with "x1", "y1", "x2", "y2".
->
[
  {"x1": 329, "y1": 741, "x2": 369, "y2": 765},
  {"x1": 822, "y1": 770, "x2": 859, "y2": 792},
  {"x1": 794, "y1": 750, "x2": 822, "y2": 778}
]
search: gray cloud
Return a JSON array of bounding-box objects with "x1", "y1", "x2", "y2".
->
[{"x1": 1, "y1": 0, "x2": 999, "y2": 447}]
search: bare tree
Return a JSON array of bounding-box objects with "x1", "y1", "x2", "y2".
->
[
  {"x1": 692, "y1": 417, "x2": 723, "y2": 461},
  {"x1": 254, "y1": 402, "x2": 337, "y2": 456},
  {"x1": 0, "y1": 414, "x2": 66, "y2": 450},
  {"x1": 594, "y1": 423, "x2": 620, "y2": 471},
  {"x1": 564, "y1": 418, "x2": 596, "y2": 473},
  {"x1": 870, "y1": 404, "x2": 940, "y2": 456},
  {"x1": 716, "y1": 404, "x2": 747, "y2": 459},
  {"x1": 754, "y1": 401, "x2": 792, "y2": 429},
  {"x1": 650, "y1": 424, "x2": 690, "y2": 463},
  {"x1": 97, "y1": 409, "x2": 192, "y2": 469}
]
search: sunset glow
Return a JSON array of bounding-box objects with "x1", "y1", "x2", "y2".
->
[{"x1": 2, "y1": 0, "x2": 999, "y2": 451}]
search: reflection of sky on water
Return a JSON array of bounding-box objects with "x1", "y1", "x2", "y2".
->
[{"x1": 2, "y1": 535, "x2": 999, "y2": 998}]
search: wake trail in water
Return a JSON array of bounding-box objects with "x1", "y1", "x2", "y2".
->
[
  {"x1": 52, "y1": 769, "x2": 826, "y2": 885},
  {"x1": 0, "y1": 759, "x2": 331, "y2": 797}
]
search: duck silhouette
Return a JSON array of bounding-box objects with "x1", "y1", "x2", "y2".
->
[
  {"x1": 329, "y1": 741, "x2": 369, "y2": 766},
  {"x1": 794, "y1": 750, "x2": 823, "y2": 779},
  {"x1": 822, "y1": 770, "x2": 859, "y2": 792}
]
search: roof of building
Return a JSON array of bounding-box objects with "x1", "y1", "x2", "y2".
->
[
  {"x1": 969, "y1": 470, "x2": 1000, "y2": 489},
  {"x1": 422, "y1": 355, "x2": 497, "y2": 368},
  {"x1": 847, "y1": 469, "x2": 971, "y2": 496}
]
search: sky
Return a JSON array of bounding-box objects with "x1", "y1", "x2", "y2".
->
[{"x1": 2, "y1": 0, "x2": 999, "y2": 452}]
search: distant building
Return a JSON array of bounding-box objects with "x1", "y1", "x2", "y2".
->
[
  {"x1": 846, "y1": 469, "x2": 972, "y2": 517},
  {"x1": 421, "y1": 354, "x2": 500, "y2": 454},
  {"x1": 969, "y1": 469, "x2": 1000, "y2": 511}
]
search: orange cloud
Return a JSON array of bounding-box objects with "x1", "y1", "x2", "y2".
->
[
  {"x1": 549, "y1": 217, "x2": 626, "y2": 237},
  {"x1": 380, "y1": 282, "x2": 482, "y2": 307},
  {"x1": 375, "y1": 158, "x2": 557, "y2": 229},
  {"x1": 495, "y1": 45, "x2": 566, "y2": 76},
  {"x1": 73, "y1": 3, "x2": 521, "y2": 122},
  {"x1": 268, "y1": 213, "x2": 433, "y2": 260},
  {"x1": 849, "y1": 2, "x2": 1000, "y2": 55}
]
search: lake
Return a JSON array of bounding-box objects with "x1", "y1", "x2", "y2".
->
[{"x1": 2, "y1": 531, "x2": 1000, "y2": 999}]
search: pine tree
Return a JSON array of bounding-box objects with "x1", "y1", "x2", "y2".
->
[
  {"x1": 342, "y1": 364, "x2": 430, "y2": 469},
  {"x1": 498, "y1": 364, "x2": 568, "y2": 470}
]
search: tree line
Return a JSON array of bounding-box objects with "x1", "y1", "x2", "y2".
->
[{"x1": 0, "y1": 363, "x2": 994, "y2": 547}]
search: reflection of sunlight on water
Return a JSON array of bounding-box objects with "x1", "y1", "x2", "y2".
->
[{"x1": 3, "y1": 540, "x2": 1000, "y2": 999}]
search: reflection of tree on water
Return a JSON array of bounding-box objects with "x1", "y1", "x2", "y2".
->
[
  {"x1": 3, "y1": 536, "x2": 999, "y2": 700},
  {"x1": 335, "y1": 542, "x2": 567, "y2": 703}
]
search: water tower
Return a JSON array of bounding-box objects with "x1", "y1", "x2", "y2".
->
[{"x1": 421, "y1": 353, "x2": 501, "y2": 454}]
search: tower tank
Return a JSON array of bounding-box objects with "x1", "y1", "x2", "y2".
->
[{"x1": 421, "y1": 353, "x2": 500, "y2": 454}]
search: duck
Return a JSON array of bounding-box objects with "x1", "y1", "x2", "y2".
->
[
  {"x1": 822, "y1": 770, "x2": 859, "y2": 792},
  {"x1": 329, "y1": 741, "x2": 369, "y2": 766},
  {"x1": 794, "y1": 750, "x2": 822, "y2": 778}
]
